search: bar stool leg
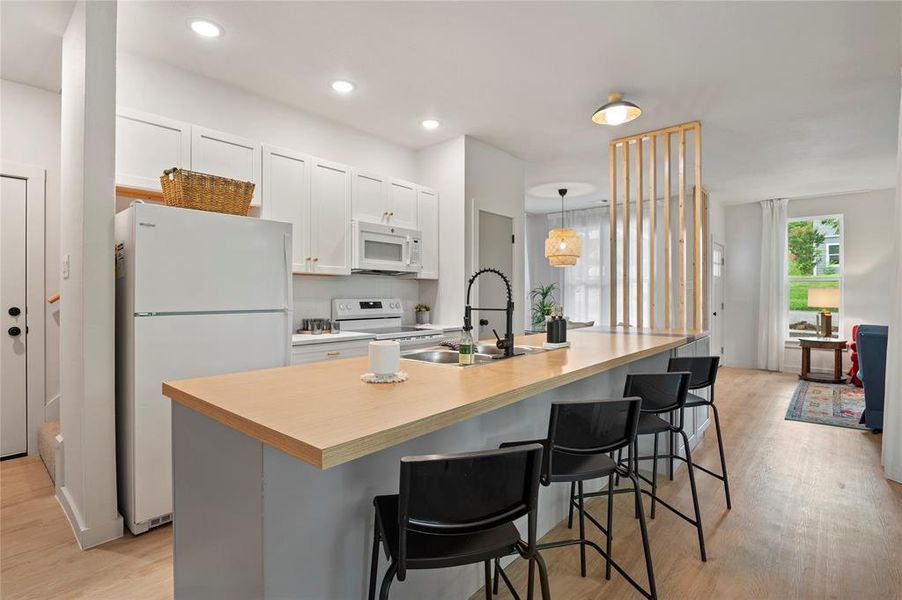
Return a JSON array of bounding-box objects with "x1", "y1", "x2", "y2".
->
[
  {"x1": 679, "y1": 429, "x2": 707, "y2": 562},
  {"x1": 535, "y1": 551, "x2": 552, "y2": 600},
  {"x1": 668, "y1": 412, "x2": 675, "y2": 481},
  {"x1": 605, "y1": 472, "x2": 614, "y2": 580},
  {"x1": 630, "y1": 473, "x2": 658, "y2": 600},
  {"x1": 484, "y1": 561, "x2": 492, "y2": 600},
  {"x1": 632, "y1": 439, "x2": 640, "y2": 519},
  {"x1": 710, "y1": 402, "x2": 732, "y2": 509},
  {"x1": 527, "y1": 556, "x2": 536, "y2": 600},
  {"x1": 567, "y1": 481, "x2": 576, "y2": 529},
  {"x1": 651, "y1": 432, "x2": 659, "y2": 519},
  {"x1": 492, "y1": 558, "x2": 500, "y2": 594},
  {"x1": 577, "y1": 481, "x2": 587, "y2": 577},
  {"x1": 378, "y1": 562, "x2": 397, "y2": 600},
  {"x1": 368, "y1": 525, "x2": 381, "y2": 600}
]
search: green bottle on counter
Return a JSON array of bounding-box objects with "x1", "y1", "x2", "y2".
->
[{"x1": 459, "y1": 328, "x2": 475, "y2": 366}]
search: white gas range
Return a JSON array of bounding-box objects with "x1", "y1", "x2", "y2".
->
[{"x1": 331, "y1": 298, "x2": 446, "y2": 349}]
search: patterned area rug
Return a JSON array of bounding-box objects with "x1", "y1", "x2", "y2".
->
[{"x1": 785, "y1": 380, "x2": 867, "y2": 430}]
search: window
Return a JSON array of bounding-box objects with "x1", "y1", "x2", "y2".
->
[{"x1": 786, "y1": 215, "x2": 842, "y2": 339}]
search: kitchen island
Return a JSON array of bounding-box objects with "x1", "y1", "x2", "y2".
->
[{"x1": 163, "y1": 328, "x2": 709, "y2": 600}]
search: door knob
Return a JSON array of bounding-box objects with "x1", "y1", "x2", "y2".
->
[
  {"x1": 8, "y1": 326, "x2": 21, "y2": 337},
  {"x1": 8, "y1": 307, "x2": 21, "y2": 316}
]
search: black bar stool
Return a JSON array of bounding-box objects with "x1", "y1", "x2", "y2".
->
[
  {"x1": 668, "y1": 356, "x2": 731, "y2": 509},
  {"x1": 617, "y1": 371, "x2": 707, "y2": 562},
  {"x1": 368, "y1": 444, "x2": 550, "y2": 600},
  {"x1": 500, "y1": 398, "x2": 657, "y2": 600}
]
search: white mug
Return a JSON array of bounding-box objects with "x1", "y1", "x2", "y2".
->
[{"x1": 369, "y1": 340, "x2": 400, "y2": 376}]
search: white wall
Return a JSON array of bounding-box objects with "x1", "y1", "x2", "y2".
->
[
  {"x1": 0, "y1": 80, "x2": 61, "y2": 422},
  {"x1": 724, "y1": 189, "x2": 897, "y2": 370},
  {"x1": 464, "y1": 137, "x2": 527, "y2": 331},
  {"x1": 116, "y1": 53, "x2": 417, "y2": 181},
  {"x1": 57, "y1": 0, "x2": 122, "y2": 548},
  {"x1": 416, "y1": 136, "x2": 466, "y2": 327}
]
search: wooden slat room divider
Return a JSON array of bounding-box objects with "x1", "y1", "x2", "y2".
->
[{"x1": 608, "y1": 121, "x2": 708, "y2": 332}]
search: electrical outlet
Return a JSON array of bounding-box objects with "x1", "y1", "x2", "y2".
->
[{"x1": 62, "y1": 254, "x2": 70, "y2": 279}]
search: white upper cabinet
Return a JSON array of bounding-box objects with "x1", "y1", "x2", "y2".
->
[
  {"x1": 310, "y1": 158, "x2": 352, "y2": 275},
  {"x1": 351, "y1": 170, "x2": 389, "y2": 225},
  {"x1": 388, "y1": 179, "x2": 418, "y2": 230},
  {"x1": 416, "y1": 186, "x2": 439, "y2": 280},
  {"x1": 191, "y1": 126, "x2": 262, "y2": 207},
  {"x1": 262, "y1": 145, "x2": 311, "y2": 273},
  {"x1": 115, "y1": 108, "x2": 191, "y2": 192}
]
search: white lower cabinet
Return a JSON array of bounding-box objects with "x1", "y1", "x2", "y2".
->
[{"x1": 290, "y1": 340, "x2": 371, "y2": 365}]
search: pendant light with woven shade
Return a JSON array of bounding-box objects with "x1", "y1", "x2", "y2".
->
[{"x1": 544, "y1": 188, "x2": 581, "y2": 267}]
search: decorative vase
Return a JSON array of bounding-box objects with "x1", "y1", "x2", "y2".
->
[{"x1": 416, "y1": 311, "x2": 430, "y2": 325}]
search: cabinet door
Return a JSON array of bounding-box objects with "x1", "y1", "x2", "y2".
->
[
  {"x1": 310, "y1": 158, "x2": 351, "y2": 275},
  {"x1": 262, "y1": 145, "x2": 311, "y2": 273},
  {"x1": 116, "y1": 108, "x2": 191, "y2": 192},
  {"x1": 191, "y1": 126, "x2": 263, "y2": 207},
  {"x1": 352, "y1": 170, "x2": 389, "y2": 225},
  {"x1": 416, "y1": 186, "x2": 439, "y2": 279},
  {"x1": 388, "y1": 179, "x2": 418, "y2": 229}
]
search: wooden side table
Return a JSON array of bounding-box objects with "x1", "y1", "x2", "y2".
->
[{"x1": 798, "y1": 337, "x2": 848, "y2": 384}]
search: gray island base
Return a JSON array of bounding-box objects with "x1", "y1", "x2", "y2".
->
[{"x1": 171, "y1": 335, "x2": 709, "y2": 600}]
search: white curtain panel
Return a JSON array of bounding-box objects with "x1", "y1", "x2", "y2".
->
[
  {"x1": 757, "y1": 198, "x2": 789, "y2": 371},
  {"x1": 547, "y1": 207, "x2": 610, "y2": 325},
  {"x1": 882, "y1": 71, "x2": 902, "y2": 483}
]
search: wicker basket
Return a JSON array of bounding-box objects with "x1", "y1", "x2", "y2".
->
[{"x1": 160, "y1": 168, "x2": 255, "y2": 216}]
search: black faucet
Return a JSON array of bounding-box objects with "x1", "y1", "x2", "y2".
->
[{"x1": 464, "y1": 268, "x2": 518, "y2": 358}]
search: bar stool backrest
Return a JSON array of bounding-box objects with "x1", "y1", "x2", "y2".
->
[
  {"x1": 623, "y1": 372, "x2": 691, "y2": 414},
  {"x1": 668, "y1": 356, "x2": 720, "y2": 390},
  {"x1": 397, "y1": 444, "x2": 543, "y2": 575},
  {"x1": 547, "y1": 397, "x2": 642, "y2": 456}
]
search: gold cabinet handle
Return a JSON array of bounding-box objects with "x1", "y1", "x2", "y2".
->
[
  {"x1": 326, "y1": 351, "x2": 341, "y2": 356},
  {"x1": 389, "y1": 211, "x2": 394, "y2": 216},
  {"x1": 313, "y1": 257, "x2": 319, "y2": 261},
  {"x1": 305, "y1": 256, "x2": 311, "y2": 261}
]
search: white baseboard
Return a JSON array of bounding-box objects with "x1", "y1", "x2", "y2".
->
[{"x1": 55, "y1": 484, "x2": 123, "y2": 549}]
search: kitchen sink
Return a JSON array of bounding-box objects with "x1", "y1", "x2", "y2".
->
[
  {"x1": 402, "y1": 345, "x2": 545, "y2": 366},
  {"x1": 475, "y1": 344, "x2": 547, "y2": 356},
  {"x1": 402, "y1": 350, "x2": 494, "y2": 365}
]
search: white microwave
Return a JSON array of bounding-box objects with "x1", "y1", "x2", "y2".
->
[{"x1": 351, "y1": 221, "x2": 423, "y2": 275}]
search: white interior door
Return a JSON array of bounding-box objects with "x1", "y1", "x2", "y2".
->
[
  {"x1": 477, "y1": 210, "x2": 514, "y2": 341},
  {"x1": 1, "y1": 175, "x2": 28, "y2": 457},
  {"x1": 712, "y1": 242, "x2": 725, "y2": 360}
]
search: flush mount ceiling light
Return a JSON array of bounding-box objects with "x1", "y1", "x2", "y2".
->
[
  {"x1": 421, "y1": 119, "x2": 440, "y2": 130},
  {"x1": 544, "y1": 188, "x2": 581, "y2": 267},
  {"x1": 331, "y1": 80, "x2": 356, "y2": 94},
  {"x1": 188, "y1": 19, "x2": 223, "y2": 38},
  {"x1": 592, "y1": 92, "x2": 641, "y2": 126}
]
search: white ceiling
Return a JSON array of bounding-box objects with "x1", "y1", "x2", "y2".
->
[
  {"x1": 4, "y1": 2, "x2": 900, "y2": 213},
  {"x1": 0, "y1": 0, "x2": 74, "y2": 93}
]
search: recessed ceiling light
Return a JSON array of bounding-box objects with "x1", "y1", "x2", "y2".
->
[
  {"x1": 188, "y1": 19, "x2": 223, "y2": 38},
  {"x1": 421, "y1": 119, "x2": 440, "y2": 130},
  {"x1": 331, "y1": 80, "x2": 356, "y2": 94}
]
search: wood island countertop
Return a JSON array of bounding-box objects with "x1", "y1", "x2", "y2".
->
[{"x1": 162, "y1": 328, "x2": 704, "y2": 469}]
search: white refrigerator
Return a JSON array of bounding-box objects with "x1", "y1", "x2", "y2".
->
[{"x1": 115, "y1": 204, "x2": 292, "y2": 534}]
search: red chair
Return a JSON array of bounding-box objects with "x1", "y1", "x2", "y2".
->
[{"x1": 848, "y1": 324, "x2": 862, "y2": 387}]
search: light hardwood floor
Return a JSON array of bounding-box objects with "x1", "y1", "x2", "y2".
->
[{"x1": 1, "y1": 368, "x2": 900, "y2": 599}]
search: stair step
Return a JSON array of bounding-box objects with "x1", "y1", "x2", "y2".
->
[{"x1": 38, "y1": 421, "x2": 60, "y2": 483}]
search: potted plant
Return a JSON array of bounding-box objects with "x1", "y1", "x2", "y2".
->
[
  {"x1": 415, "y1": 303, "x2": 431, "y2": 325},
  {"x1": 529, "y1": 283, "x2": 558, "y2": 328}
]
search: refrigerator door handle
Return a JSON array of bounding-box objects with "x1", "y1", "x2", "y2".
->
[{"x1": 282, "y1": 233, "x2": 292, "y2": 311}]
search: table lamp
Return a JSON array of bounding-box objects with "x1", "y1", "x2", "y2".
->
[{"x1": 807, "y1": 287, "x2": 840, "y2": 338}]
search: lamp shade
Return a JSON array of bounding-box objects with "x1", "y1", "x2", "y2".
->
[
  {"x1": 544, "y1": 227, "x2": 582, "y2": 267},
  {"x1": 807, "y1": 287, "x2": 840, "y2": 310},
  {"x1": 591, "y1": 93, "x2": 642, "y2": 126}
]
